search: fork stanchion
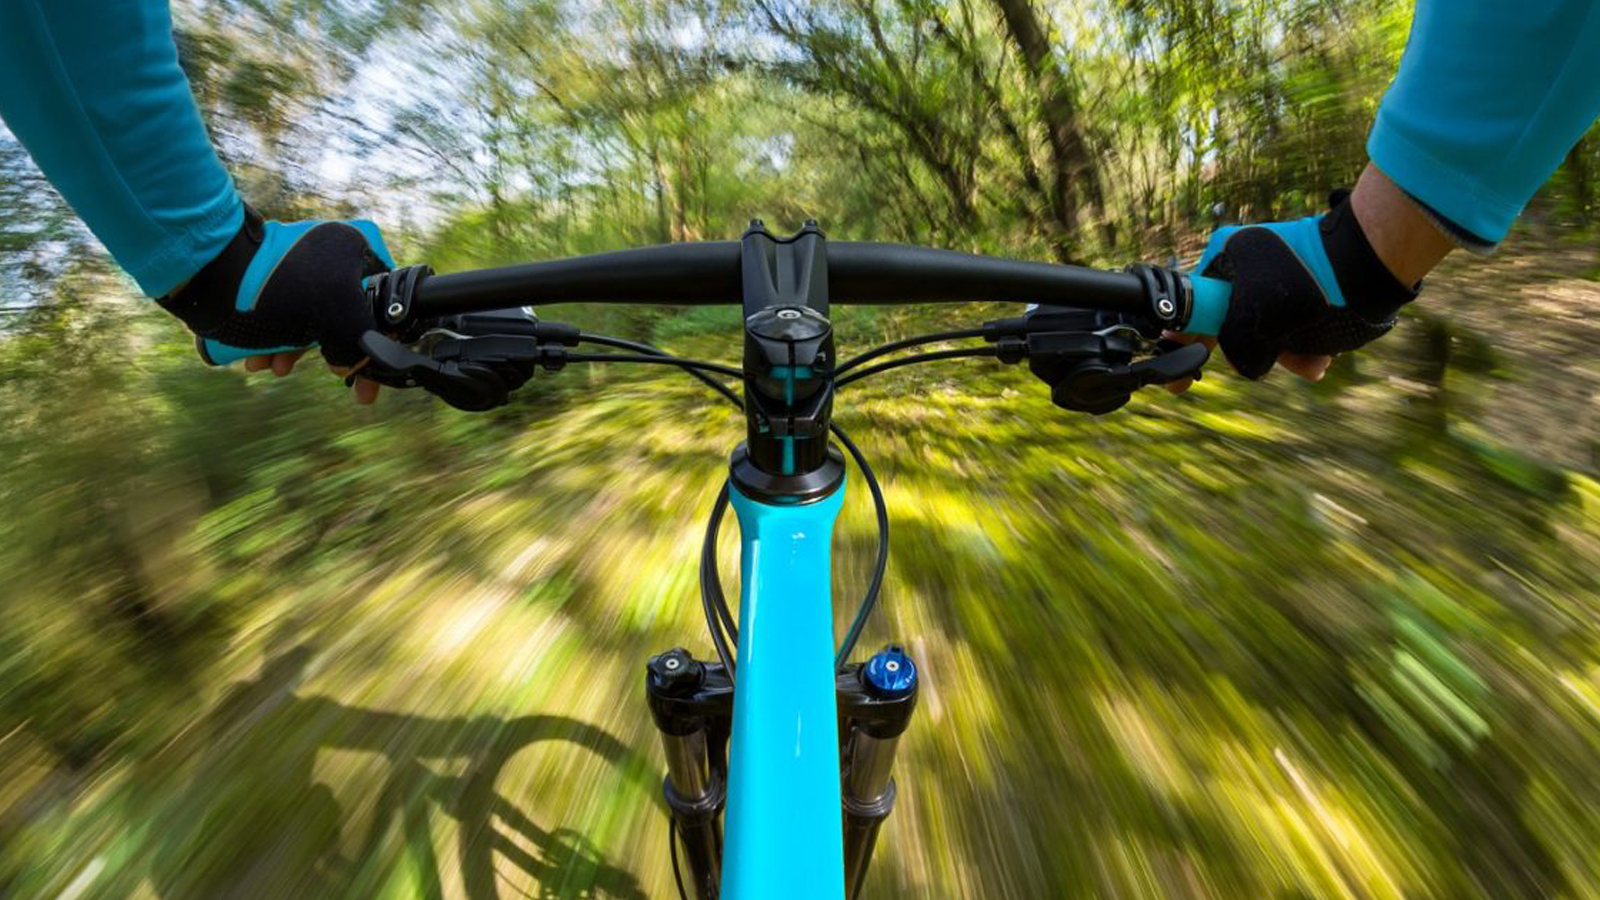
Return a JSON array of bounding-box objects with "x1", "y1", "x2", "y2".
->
[
  {"x1": 647, "y1": 649, "x2": 734, "y2": 900},
  {"x1": 837, "y1": 645, "x2": 919, "y2": 899}
]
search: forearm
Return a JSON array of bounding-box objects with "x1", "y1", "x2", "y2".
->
[
  {"x1": 1368, "y1": 0, "x2": 1600, "y2": 248},
  {"x1": 1349, "y1": 164, "x2": 1454, "y2": 287},
  {"x1": 0, "y1": 0, "x2": 241, "y2": 298}
]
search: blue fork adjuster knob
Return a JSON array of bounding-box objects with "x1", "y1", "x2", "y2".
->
[{"x1": 862, "y1": 645, "x2": 918, "y2": 699}]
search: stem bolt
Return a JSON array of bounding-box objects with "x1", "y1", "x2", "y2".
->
[
  {"x1": 387, "y1": 302, "x2": 405, "y2": 318},
  {"x1": 1157, "y1": 298, "x2": 1175, "y2": 317}
]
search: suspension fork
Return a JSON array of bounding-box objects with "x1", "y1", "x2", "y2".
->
[
  {"x1": 644, "y1": 647, "x2": 918, "y2": 899},
  {"x1": 838, "y1": 647, "x2": 918, "y2": 899}
]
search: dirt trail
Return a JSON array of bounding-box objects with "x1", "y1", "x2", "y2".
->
[{"x1": 1425, "y1": 230, "x2": 1600, "y2": 471}]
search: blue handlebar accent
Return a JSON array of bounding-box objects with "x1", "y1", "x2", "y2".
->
[{"x1": 1186, "y1": 275, "x2": 1232, "y2": 337}]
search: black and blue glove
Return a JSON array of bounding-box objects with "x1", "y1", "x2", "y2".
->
[
  {"x1": 1195, "y1": 193, "x2": 1419, "y2": 379},
  {"x1": 157, "y1": 205, "x2": 394, "y2": 368}
]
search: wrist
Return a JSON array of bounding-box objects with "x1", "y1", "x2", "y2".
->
[
  {"x1": 157, "y1": 205, "x2": 264, "y2": 329},
  {"x1": 1348, "y1": 163, "x2": 1453, "y2": 287},
  {"x1": 1320, "y1": 189, "x2": 1420, "y2": 324}
]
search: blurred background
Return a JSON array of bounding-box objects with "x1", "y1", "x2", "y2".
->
[{"x1": 3, "y1": 0, "x2": 1600, "y2": 898}]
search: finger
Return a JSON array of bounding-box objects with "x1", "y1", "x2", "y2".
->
[
  {"x1": 352, "y1": 377, "x2": 380, "y2": 405},
  {"x1": 1278, "y1": 351, "x2": 1333, "y2": 382},
  {"x1": 1161, "y1": 330, "x2": 1218, "y2": 349},
  {"x1": 271, "y1": 350, "x2": 307, "y2": 378},
  {"x1": 1165, "y1": 377, "x2": 1194, "y2": 395},
  {"x1": 327, "y1": 357, "x2": 370, "y2": 379},
  {"x1": 244, "y1": 355, "x2": 271, "y2": 373}
]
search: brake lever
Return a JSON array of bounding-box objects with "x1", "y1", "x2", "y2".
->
[
  {"x1": 357, "y1": 331, "x2": 539, "y2": 412},
  {"x1": 1042, "y1": 336, "x2": 1210, "y2": 415},
  {"x1": 1127, "y1": 341, "x2": 1209, "y2": 386}
]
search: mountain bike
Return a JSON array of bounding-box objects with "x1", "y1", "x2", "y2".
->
[{"x1": 352, "y1": 220, "x2": 1232, "y2": 900}]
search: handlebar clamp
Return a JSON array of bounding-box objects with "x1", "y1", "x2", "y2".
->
[
  {"x1": 367, "y1": 264, "x2": 435, "y2": 337},
  {"x1": 1123, "y1": 263, "x2": 1189, "y2": 334}
]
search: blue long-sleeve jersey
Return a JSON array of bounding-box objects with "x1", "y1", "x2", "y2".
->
[
  {"x1": 0, "y1": 0, "x2": 241, "y2": 298},
  {"x1": 2, "y1": 1, "x2": 1599, "y2": 295},
  {"x1": 1370, "y1": 3, "x2": 1600, "y2": 247}
]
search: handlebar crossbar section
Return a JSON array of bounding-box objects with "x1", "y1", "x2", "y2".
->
[{"x1": 408, "y1": 240, "x2": 1150, "y2": 318}]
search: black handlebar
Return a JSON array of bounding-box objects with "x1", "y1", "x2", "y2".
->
[
  {"x1": 406, "y1": 240, "x2": 1149, "y2": 319},
  {"x1": 357, "y1": 225, "x2": 1218, "y2": 426}
]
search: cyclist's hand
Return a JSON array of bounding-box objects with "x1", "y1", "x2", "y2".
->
[
  {"x1": 158, "y1": 205, "x2": 394, "y2": 403},
  {"x1": 1172, "y1": 192, "x2": 1418, "y2": 390},
  {"x1": 1161, "y1": 334, "x2": 1332, "y2": 394},
  {"x1": 241, "y1": 350, "x2": 383, "y2": 404}
]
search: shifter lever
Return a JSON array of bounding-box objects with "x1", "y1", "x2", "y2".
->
[
  {"x1": 1127, "y1": 341, "x2": 1209, "y2": 385},
  {"x1": 1041, "y1": 337, "x2": 1210, "y2": 415}
]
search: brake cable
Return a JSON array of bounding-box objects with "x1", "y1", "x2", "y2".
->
[
  {"x1": 834, "y1": 346, "x2": 1004, "y2": 388},
  {"x1": 833, "y1": 326, "x2": 988, "y2": 375},
  {"x1": 567, "y1": 333, "x2": 892, "y2": 678},
  {"x1": 697, "y1": 419, "x2": 889, "y2": 679},
  {"x1": 367, "y1": 320, "x2": 1064, "y2": 677},
  {"x1": 559, "y1": 351, "x2": 742, "y2": 379},
  {"x1": 578, "y1": 332, "x2": 743, "y2": 407},
  {"x1": 829, "y1": 425, "x2": 889, "y2": 669}
]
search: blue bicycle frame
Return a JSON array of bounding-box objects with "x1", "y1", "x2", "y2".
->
[{"x1": 722, "y1": 481, "x2": 849, "y2": 900}]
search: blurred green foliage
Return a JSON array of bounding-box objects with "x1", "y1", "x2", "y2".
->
[{"x1": 3, "y1": 1, "x2": 1600, "y2": 898}]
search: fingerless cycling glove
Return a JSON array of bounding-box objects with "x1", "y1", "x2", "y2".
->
[
  {"x1": 156, "y1": 205, "x2": 394, "y2": 366},
  {"x1": 1194, "y1": 194, "x2": 1418, "y2": 379}
]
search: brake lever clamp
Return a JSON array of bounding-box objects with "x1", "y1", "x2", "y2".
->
[
  {"x1": 1123, "y1": 262, "x2": 1190, "y2": 335},
  {"x1": 367, "y1": 265, "x2": 435, "y2": 340}
]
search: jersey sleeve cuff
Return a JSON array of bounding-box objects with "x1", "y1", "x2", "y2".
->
[
  {"x1": 1367, "y1": 112, "x2": 1521, "y2": 252},
  {"x1": 128, "y1": 194, "x2": 244, "y2": 298}
]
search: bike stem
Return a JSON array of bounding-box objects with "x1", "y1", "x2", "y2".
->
[
  {"x1": 732, "y1": 220, "x2": 843, "y2": 497},
  {"x1": 641, "y1": 222, "x2": 939, "y2": 899}
]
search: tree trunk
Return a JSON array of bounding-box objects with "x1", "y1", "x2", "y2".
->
[{"x1": 989, "y1": 0, "x2": 1116, "y2": 258}]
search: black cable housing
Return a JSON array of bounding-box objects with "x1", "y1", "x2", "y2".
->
[
  {"x1": 569, "y1": 330, "x2": 941, "y2": 680},
  {"x1": 561, "y1": 351, "x2": 743, "y2": 379},
  {"x1": 670, "y1": 820, "x2": 689, "y2": 900},
  {"x1": 830, "y1": 425, "x2": 888, "y2": 669},
  {"x1": 834, "y1": 346, "x2": 1003, "y2": 388},
  {"x1": 578, "y1": 333, "x2": 743, "y2": 406},
  {"x1": 701, "y1": 482, "x2": 739, "y2": 679},
  {"x1": 835, "y1": 327, "x2": 987, "y2": 375},
  {"x1": 697, "y1": 421, "x2": 889, "y2": 677}
]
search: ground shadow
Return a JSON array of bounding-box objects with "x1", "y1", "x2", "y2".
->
[{"x1": 143, "y1": 644, "x2": 653, "y2": 900}]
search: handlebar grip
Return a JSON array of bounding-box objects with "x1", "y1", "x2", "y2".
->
[{"x1": 1185, "y1": 274, "x2": 1232, "y2": 337}]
